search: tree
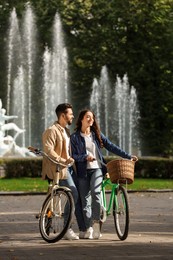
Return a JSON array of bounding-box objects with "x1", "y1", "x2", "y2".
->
[
  {"x1": 0, "y1": 0, "x2": 173, "y2": 156},
  {"x1": 60, "y1": 0, "x2": 173, "y2": 156}
]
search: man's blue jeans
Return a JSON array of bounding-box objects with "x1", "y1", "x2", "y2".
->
[
  {"x1": 78, "y1": 168, "x2": 103, "y2": 229},
  {"x1": 59, "y1": 167, "x2": 86, "y2": 231}
]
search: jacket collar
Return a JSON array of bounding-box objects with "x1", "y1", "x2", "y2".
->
[
  {"x1": 76, "y1": 129, "x2": 96, "y2": 138},
  {"x1": 54, "y1": 121, "x2": 70, "y2": 136}
]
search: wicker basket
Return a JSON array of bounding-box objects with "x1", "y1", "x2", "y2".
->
[{"x1": 107, "y1": 159, "x2": 135, "y2": 184}]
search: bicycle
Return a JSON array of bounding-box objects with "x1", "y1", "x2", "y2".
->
[
  {"x1": 100, "y1": 175, "x2": 129, "y2": 240},
  {"x1": 100, "y1": 158, "x2": 137, "y2": 241},
  {"x1": 28, "y1": 146, "x2": 75, "y2": 243}
]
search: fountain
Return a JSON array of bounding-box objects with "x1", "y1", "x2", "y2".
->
[
  {"x1": 90, "y1": 66, "x2": 140, "y2": 155},
  {"x1": 5, "y1": 4, "x2": 69, "y2": 155},
  {"x1": 43, "y1": 12, "x2": 69, "y2": 129},
  {"x1": 6, "y1": 3, "x2": 37, "y2": 148},
  {"x1": 90, "y1": 66, "x2": 111, "y2": 136},
  {"x1": 6, "y1": 8, "x2": 22, "y2": 116},
  {"x1": 90, "y1": 66, "x2": 111, "y2": 155},
  {"x1": 114, "y1": 74, "x2": 140, "y2": 154},
  {"x1": 4, "y1": 4, "x2": 140, "y2": 157}
]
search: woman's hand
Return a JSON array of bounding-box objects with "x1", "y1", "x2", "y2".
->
[
  {"x1": 86, "y1": 155, "x2": 96, "y2": 162},
  {"x1": 105, "y1": 172, "x2": 110, "y2": 179},
  {"x1": 131, "y1": 155, "x2": 138, "y2": 162}
]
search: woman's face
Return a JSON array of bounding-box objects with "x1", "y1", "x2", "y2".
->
[{"x1": 81, "y1": 111, "x2": 94, "y2": 128}]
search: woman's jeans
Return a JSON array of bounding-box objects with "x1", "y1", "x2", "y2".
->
[
  {"x1": 59, "y1": 167, "x2": 86, "y2": 231},
  {"x1": 78, "y1": 168, "x2": 103, "y2": 229}
]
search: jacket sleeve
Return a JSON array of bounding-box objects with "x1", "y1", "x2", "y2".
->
[
  {"x1": 101, "y1": 133, "x2": 131, "y2": 159},
  {"x1": 42, "y1": 128, "x2": 67, "y2": 164},
  {"x1": 70, "y1": 134, "x2": 88, "y2": 162}
]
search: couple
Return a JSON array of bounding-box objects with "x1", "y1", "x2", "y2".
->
[{"x1": 42, "y1": 103, "x2": 138, "y2": 240}]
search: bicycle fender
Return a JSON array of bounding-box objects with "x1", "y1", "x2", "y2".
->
[{"x1": 58, "y1": 186, "x2": 71, "y2": 192}]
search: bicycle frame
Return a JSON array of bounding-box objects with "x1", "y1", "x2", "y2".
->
[
  {"x1": 101, "y1": 177, "x2": 130, "y2": 240},
  {"x1": 101, "y1": 178, "x2": 119, "y2": 217},
  {"x1": 39, "y1": 181, "x2": 71, "y2": 218}
]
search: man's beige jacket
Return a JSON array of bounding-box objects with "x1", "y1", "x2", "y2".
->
[{"x1": 42, "y1": 121, "x2": 70, "y2": 182}]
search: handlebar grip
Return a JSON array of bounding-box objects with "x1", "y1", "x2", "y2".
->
[{"x1": 28, "y1": 146, "x2": 39, "y2": 153}]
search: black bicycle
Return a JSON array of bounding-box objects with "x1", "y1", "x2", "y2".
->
[{"x1": 28, "y1": 147, "x2": 74, "y2": 243}]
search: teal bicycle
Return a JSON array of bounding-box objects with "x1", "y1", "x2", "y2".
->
[
  {"x1": 100, "y1": 159, "x2": 136, "y2": 241},
  {"x1": 100, "y1": 177, "x2": 129, "y2": 240}
]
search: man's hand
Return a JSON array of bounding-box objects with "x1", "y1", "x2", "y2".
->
[{"x1": 65, "y1": 157, "x2": 74, "y2": 166}]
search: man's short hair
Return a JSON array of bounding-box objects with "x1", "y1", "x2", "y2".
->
[{"x1": 55, "y1": 103, "x2": 73, "y2": 118}]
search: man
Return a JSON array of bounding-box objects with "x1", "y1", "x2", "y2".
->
[{"x1": 42, "y1": 103, "x2": 86, "y2": 240}]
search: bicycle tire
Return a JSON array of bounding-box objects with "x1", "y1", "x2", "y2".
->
[
  {"x1": 113, "y1": 185, "x2": 129, "y2": 240},
  {"x1": 39, "y1": 188, "x2": 74, "y2": 243}
]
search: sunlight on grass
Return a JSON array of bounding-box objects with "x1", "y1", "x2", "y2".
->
[
  {"x1": 0, "y1": 177, "x2": 173, "y2": 192},
  {"x1": 0, "y1": 178, "x2": 48, "y2": 192},
  {"x1": 130, "y1": 178, "x2": 173, "y2": 190},
  {"x1": 104, "y1": 178, "x2": 173, "y2": 191}
]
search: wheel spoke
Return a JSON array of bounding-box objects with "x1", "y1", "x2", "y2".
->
[{"x1": 39, "y1": 189, "x2": 74, "y2": 243}]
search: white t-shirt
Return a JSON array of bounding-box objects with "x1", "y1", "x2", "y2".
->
[
  {"x1": 80, "y1": 132, "x2": 101, "y2": 169},
  {"x1": 63, "y1": 129, "x2": 70, "y2": 157}
]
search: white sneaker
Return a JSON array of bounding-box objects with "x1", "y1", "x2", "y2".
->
[
  {"x1": 79, "y1": 227, "x2": 93, "y2": 239},
  {"x1": 64, "y1": 228, "x2": 79, "y2": 240},
  {"x1": 93, "y1": 221, "x2": 100, "y2": 239}
]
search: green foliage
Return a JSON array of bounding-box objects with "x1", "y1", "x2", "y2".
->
[
  {"x1": 134, "y1": 157, "x2": 173, "y2": 179},
  {"x1": 60, "y1": 0, "x2": 173, "y2": 156},
  {"x1": 0, "y1": 0, "x2": 173, "y2": 156},
  {"x1": 1, "y1": 158, "x2": 42, "y2": 178}
]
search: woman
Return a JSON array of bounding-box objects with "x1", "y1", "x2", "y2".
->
[{"x1": 70, "y1": 109, "x2": 138, "y2": 239}]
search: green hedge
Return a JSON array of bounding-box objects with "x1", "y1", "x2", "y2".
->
[
  {"x1": 0, "y1": 158, "x2": 42, "y2": 178},
  {"x1": 0, "y1": 156, "x2": 173, "y2": 179},
  {"x1": 134, "y1": 157, "x2": 173, "y2": 179}
]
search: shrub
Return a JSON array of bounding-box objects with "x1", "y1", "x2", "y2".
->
[
  {"x1": 0, "y1": 158, "x2": 42, "y2": 178},
  {"x1": 0, "y1": 156, "x2": 173, "y2": 179}
]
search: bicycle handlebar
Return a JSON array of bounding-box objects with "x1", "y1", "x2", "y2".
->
[
  {"x1": 28, "y1": 146, "x2": 73, "y2": 167},
  {"x1": 28, "y1": 146, "x2": 40, "y2": 154}
]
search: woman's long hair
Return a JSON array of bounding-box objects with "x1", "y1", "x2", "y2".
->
[{"x1": 75, "y1": 109, "x2": 103, "y2": 148}]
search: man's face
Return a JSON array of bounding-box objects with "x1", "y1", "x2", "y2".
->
[{"x1": 64, "y1": 108, "x2": 74, "y2": 125}]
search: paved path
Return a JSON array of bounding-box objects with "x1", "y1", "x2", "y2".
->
[{"x1": 0, "y1": 192, "x2": 173, "y2": 260}]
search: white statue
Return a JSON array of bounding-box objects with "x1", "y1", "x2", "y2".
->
[
  {"x1": 0, "y1": 99, "x2": 25, "y2": 140},
  {"x1": 0, "y1": 99, "x2": 30, "y2": 157}
]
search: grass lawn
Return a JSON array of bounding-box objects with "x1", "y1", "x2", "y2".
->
[
  {"x1": 128, "y1": 178, "x2": 173, "y2": 190},
  {"x1": 0, "y1": 177, "x2": 173, "y2": 192},
  {"x1": 0, "y1": 178, "x2": 48, "y2": 192}
]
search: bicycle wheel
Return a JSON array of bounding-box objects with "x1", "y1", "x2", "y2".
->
[
  {"x1": 39, "y1": 188, "x2": 74, "y2": 243},
  {"x1": 113, "y1": 185, "x2": 129, "y2": 240}
]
